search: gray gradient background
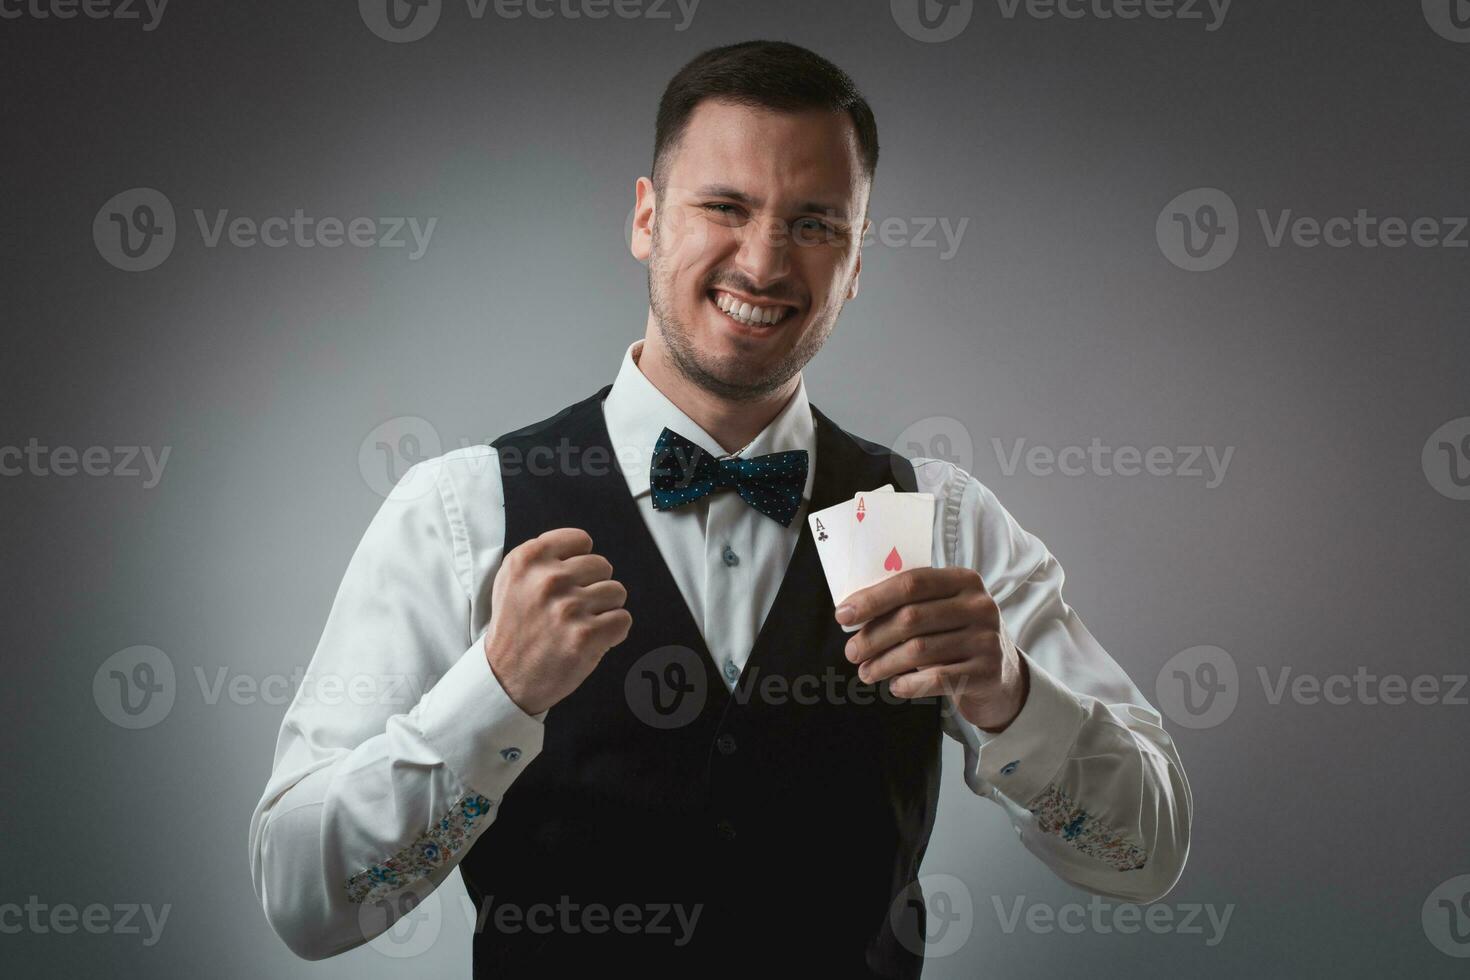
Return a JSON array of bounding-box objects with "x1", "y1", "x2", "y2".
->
[{"x1": 3, "y1": 1, "x2": 1469, "y2": 976}]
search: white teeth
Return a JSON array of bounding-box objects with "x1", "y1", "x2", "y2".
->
[{"x1": 713, "y1": 290, "x2": 789, "y2": 326}]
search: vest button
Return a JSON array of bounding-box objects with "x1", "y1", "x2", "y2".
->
[
  {"x1": 715, "y1": 818, "x2": 737, "y2": 840},
  {"x1": 715, "y1": 733, "x2": 737, "y2": 755}
]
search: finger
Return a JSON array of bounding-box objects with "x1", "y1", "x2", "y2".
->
[
  {"x1": 859, "y1": 628, "x2": 971, "y2": 684},
  {"x1": 837, "y1": 567, "x2": 969, "y2": 627},
  {"x1": 578, "y1": 578, "x2": 628, "y2": 613},
  {"x1": 887, "y1": 662, "x2": 970, "y2": 701},
  {"x1": 537, "y1": 526, "x2": 595, "y2": 559},
  {"x1": 561, "y1": 552, "x2": 615, "y2": 586},
  {"x1": 845, "y1": 596, "x2": 975, "y2": 665},
  {"x1": 587, "y1": 607, "x2": 633, "y2": 648}
]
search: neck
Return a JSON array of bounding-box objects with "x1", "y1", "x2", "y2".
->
[{"x1": 635, "y1": 323, "x2": 799, "y2": 454}]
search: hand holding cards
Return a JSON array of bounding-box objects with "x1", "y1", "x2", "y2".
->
[{"x1": 809, "y1": 486, "x2": 936, "y2": 632}]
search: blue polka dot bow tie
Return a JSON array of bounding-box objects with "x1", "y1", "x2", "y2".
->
[{"x1": 649, "y1": 426, "x2": 809, "y2": 527}]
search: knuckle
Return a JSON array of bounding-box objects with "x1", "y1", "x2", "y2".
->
[
  {"x1": 534, "y1": 573, "x2": 565, "y2": 603},
  {"x1": 566, "y1": 621, "x2": 592, "y2": 649},
  {"x1": 549, "y1": 593, "x2": 577, "y2": 621},
  {"x1": 898, "y1": 574, "x2": 921, "y2": 602},
  {"x1": 896, "y1": 604, "x2": 922, "y2": 633}
]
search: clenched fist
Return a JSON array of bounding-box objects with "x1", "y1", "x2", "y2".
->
[{"x1": 483, "y1": 527, "x2": 633, "y2": 716}]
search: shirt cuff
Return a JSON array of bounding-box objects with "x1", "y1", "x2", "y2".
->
[
  {"x1": 413, "y1": 637, "x2": 546, "y2": 797},
  {"x1": 966, "y1": 652, "x2": 1087, "y2": 807}
]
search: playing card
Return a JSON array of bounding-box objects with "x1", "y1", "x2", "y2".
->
[
  {"x1": 841, "y1": 490, "x2": 935, "y2": 632},
  {"x1": 809, "y1": 485, "x2": 892, "y2": 611}
]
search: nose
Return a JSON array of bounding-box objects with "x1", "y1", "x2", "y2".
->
[{"x1": 732, "y1": 214, "x2": 791, "y2": 289}]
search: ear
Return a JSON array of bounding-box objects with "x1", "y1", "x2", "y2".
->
[
  {"x1": 846, "y1": 224, "x2": 866, "y2": 300},
  {"x1": 630, "y1": 177, "x2": 655, "y2": 263}
]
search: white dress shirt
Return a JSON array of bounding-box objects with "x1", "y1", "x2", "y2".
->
[{"x1": 248, "y1": 339, "x2": 1193, "y2": 960}]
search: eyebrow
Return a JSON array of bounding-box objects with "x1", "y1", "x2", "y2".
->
[{"x1": 691, "y1": 184, "x2": 853, "y2": 223}]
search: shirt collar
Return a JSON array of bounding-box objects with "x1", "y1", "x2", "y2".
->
[{"x1": 602, "y1": 338, "x2": 817, "y2": 501}]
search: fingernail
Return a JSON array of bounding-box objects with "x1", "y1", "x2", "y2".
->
[{"x1": 835, "y1": 604, "x2": 855, "y2": 624}]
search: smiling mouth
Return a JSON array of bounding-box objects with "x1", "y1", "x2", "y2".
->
[{"x1": 707, "y1": 289, "x2": 798, "y2": 328}]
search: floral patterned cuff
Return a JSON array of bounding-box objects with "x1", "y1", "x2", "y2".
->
[
  {"x1": 1027, "y1": 784, "x2": 1148, "y2": 871},
  {"x1": 345, "y1": 793, "x2": 495, "y2": 904}
]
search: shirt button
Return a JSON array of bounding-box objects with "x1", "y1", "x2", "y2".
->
[
  {"x1": 715, "y1": 818, "x2": 737, "y2": 840},
  {"x1": 721, "y1": 545, "x2": 739, "y2": 566},
  {"x1": 723, "y1": 660, "x2": 740, "y2": 682},
  {"x1": 715, "y1": 733, "x2": 737, "y2": 755},
  {"x1": 501, "y1": 747, "x2": 522, "y2": 762}
]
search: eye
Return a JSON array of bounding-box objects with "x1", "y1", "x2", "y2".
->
[{"x1": 701, "y1": 203, "x2": 745, "y2": 224}]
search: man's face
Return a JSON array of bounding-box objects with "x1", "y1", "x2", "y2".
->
[{"x1": 632, "y1": 99, "x2": 870, "y2": 401}]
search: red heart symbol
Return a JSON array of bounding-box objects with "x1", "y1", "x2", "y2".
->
[{"x1": 883, "y1": 547, "x2": 902, "y2": 572}]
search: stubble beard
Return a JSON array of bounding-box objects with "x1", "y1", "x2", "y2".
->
[{"x1": 645, "y1": 218, "x2": 844, "y2": 404}]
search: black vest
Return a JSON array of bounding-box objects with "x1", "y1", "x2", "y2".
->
[{"x1": 462, "y1": 385, "x2": 944, "y2": 978}]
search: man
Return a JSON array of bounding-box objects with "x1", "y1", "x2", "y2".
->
[{"x1": 249, "y1": 40, "x2": 1192, "y2": 978}]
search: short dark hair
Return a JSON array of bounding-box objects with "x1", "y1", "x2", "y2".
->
[{"x1": 652, "y1": 40, "x2": 879, "y2": 199}]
